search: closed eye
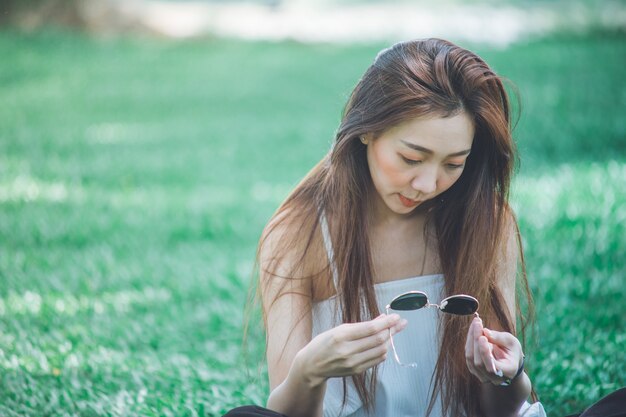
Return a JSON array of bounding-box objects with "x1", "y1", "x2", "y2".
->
[
  {"x1": 401, "y1": 155, "x2": 422, "y2": 165},
  {"x1": 446, "y1": 163, "x2": 465, "y2": 169}
]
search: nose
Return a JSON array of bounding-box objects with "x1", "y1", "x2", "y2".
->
[{"x1": 410, "y1": 165, "x2": 438, "y2": 195}]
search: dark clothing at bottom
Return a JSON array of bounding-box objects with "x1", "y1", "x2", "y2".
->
[
  {"x1": 222, "y1": 405, "x2": 290, "y2": 417},
  {"x1": 564, "y1": 388, "x2": 626, "y2": 417},
  {"x1": 223, "y1": 388, "x2": 626, "y2": 417}
]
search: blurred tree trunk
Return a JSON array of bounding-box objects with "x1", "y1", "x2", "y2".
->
[
  {"x1": 0, "y1": 0, "x2": 86, "y2": 28},
  {"x1": 0, "y1": 0, "x2": 142, "y2": 32}
]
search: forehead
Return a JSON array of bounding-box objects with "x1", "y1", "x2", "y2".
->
[{"x1": 378, "y1": 112, "x2": 475, "y2": 152}]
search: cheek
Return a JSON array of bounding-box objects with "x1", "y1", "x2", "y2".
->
[
  {"x1": 438, "y1": 171, "x2": 464, "y2": 192},
  {"x1": 372, "y1": 150, "x2": 406, "y2": 187}
]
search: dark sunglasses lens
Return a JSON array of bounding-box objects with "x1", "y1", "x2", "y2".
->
[
  {"x1": 390, "y1": 293, "x2": 428, "y2": 311},
  {"x1": 440, "y1": 296, "x2": 478, "y2": 315}
]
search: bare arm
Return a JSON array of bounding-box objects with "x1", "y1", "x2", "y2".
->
[
  {"x1": 466, "y1": 215, "x2": 532, "y2": 417},
  {"x1": 479, "y1": 357, "x2": 532, "y2": 417},
  {"x1": 263, "y1": 275, "x2": 326, "y2": 417},
  {"x1": 259, "y1": 218, "x2": 325, "y2": 417},
  {"x1": 260, "y1": 220, "x2": 405, "y2": 417},
  {"x1": 470, "y1": 317, "x2": 532, "y2": 417},
  {"x1": 267, "y1": 315, "x2": 404, "y2": 417},
  {"x1": 264, "y1": 287, "x2": 404, "y2": 417}
]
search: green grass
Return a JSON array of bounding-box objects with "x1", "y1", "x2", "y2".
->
[{"x1": 0, "y1": 29, "x2": 624, "y2": 416}]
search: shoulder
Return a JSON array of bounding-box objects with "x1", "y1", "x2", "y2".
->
[
  {"x1": 258, "y1": 206, "x2": 332, "y2": 303},
  {"x1": 259, "y1": 207, "x2": 321, "y2": 271}
]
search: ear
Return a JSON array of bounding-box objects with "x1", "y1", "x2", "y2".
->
[{"x1": 360, "y1": 133, "x2": 374, "y2": 145}]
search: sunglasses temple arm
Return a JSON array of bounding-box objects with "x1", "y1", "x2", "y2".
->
[
  {"x1": 385, "y1": 307, "x2": 405, "y2": 366},
  {"x1": 388, "y1": 327, "x2": 404, "y2": 366},
  {"x1": 386, "y1": 308, "x2": 419, "y2": 368}
]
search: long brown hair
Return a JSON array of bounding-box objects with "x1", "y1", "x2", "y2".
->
[{"x1": 256, "y1": 38, "x2": 534, "y2": 416}]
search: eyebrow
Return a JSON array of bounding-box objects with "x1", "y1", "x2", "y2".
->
[{"x1": 400, "y1": 140, "x2": 472, "y2": 157}]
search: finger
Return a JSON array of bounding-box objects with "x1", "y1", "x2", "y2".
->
[
  {"x1": 478, "y1": 336, "x2": 503, "y2": 385},
  {"x1": 486, "y1": 329, "x2": 523, "y2": 367},
  {"x1": 465, "y1": 317, "x2": 478, "y2": 373},
  {"x1": 352, "y1": 349, "x2": 388, "y2": 374},
  {"x1": 483, "y1": 327, "x2": 501, "y2": 341},
  {"x1": 473, "y1": 319, "x2": 494, "y2": 383},
  {"x1": 325, "y1": 344, "x2": 388, "y2": 378},
  {"x1": 390, "y1": 318, "x2": 408, "y2": 336},
  {"x1": 349, "y1": 317, "x2": 408, "y2": 354},
  {"x1": 472, "y1": 316, "x2": 497, "y2": 383},
  {"x1": 349, "y1": 328, "x2": 390, "y2": 354},
  {"x1": 464, "y1": 317, "x2": 478, "y2": 360},
  {"x1": 473, "y1": 320, "x2": 484, "y2": 370},
  {"x1": 481, "y1": 336, "x2": 498, "y2": 374},
  {"x1": 346, "y1": 342, "x2": 389, "y2": 372},
  {"x1": 343, "y1": 314, "x2": 401, "y2": 340},
  {"x1": 483, "y1": 328, "x2": 516, "y2": 347},
  {"x1": 484, "y1": 328, "x2": 524, "y2": 378}
]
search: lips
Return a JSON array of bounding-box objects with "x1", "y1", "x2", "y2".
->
[{"x1": 398, "y1": 194, "x2": 420, "y2": 208}]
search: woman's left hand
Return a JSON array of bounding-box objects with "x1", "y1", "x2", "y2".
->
[{"x1": 464, "y1": 315, "x2": 524, "y2": 385}]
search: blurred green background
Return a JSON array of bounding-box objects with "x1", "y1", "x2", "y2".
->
[{"x1": 1, "y1": 0, "x2": 625, "y2": 415}]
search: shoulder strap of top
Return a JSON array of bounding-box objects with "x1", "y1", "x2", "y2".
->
[{"x1": 319, "y1": 210, "x2": 340, "y2": 291}]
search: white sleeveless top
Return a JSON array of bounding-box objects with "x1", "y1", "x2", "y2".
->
[
  {"x1": 312, "y1": 274, "x2": 446, "y2": 417},
  {"x1": 313, "y1": 213, "x2": 547, "y2": 417}
]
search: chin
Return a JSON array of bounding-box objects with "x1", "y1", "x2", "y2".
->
[{"x1": 392, "y1": 203, "x2": 418, "y2": 214}]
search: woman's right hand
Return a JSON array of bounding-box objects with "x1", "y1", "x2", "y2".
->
[{"x1": 293, "y1": 314, "x2": 407, "y2": 386}]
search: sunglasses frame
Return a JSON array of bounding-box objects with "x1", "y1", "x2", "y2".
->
[{"x1": 385, "y1": 291, "x2": 479, "y2": 368}]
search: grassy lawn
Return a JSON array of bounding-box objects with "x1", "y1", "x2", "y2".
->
[{"x1": 0, "y1": 29, "x2": 624, "y2": 416}]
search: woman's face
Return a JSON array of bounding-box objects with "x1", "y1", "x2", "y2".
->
[{"x1": 365, "y1": 111, "x2": 474, "y2": 218}]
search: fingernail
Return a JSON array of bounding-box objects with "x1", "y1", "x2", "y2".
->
[{"x1": 492, "y1": 362, "x2": 499, "y2": 375}]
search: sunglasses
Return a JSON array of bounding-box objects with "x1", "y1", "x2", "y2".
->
[{"x1": 385, "y1": 291, "x2": 479, "y2": 368}]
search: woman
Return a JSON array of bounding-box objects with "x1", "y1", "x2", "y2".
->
[{"x1": 226, "y1": 38, "x2": 544, "y2": 417}]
